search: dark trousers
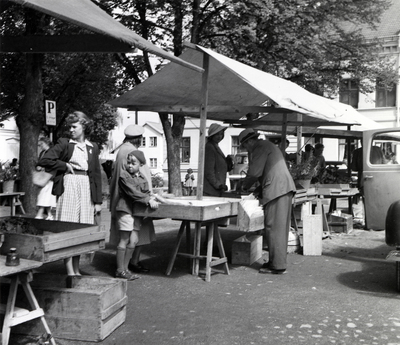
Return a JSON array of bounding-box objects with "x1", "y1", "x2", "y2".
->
[{"x1": 263, "y1": 192, "x2": 294, "y2": 270}]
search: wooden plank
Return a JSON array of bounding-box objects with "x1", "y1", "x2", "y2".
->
[
  {"x1": 0, "y1": 256, "x2": 42, "y2": 277},
  {"x1": 303, "y1": 214, "x2": 323, "y2": 256},
  {"x1": 196, "y1": 51, "x2": 210, "y2": 199},
  {"x1": 44, "y1": 240, "x2": 105, "y2": 262},
  {"x1": 43, "y1": 231, "x2": 106, "y2": 251}
]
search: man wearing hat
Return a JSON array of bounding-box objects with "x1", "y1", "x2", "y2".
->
[
  {"x1": 204, "y1": 123, "x2": 231, "y2": 196},
  {"x1": 109, "y1": 125, "x2": 155, "y2": 274},
  {"x1": 238, "y1": 128, "x2": 296, "y2": 274}
]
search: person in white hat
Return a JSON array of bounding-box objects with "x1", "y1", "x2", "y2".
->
[
  {"x1": 238, "y1": 128, "x2": 296, "y2": 275},
  {"x1": 109, "y1": 125, "x2": 155, "y2": 275},
  {"x1": 203, "y1": 123, "x2": 231, "y2": 196}
]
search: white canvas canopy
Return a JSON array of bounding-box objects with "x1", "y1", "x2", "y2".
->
[
  {"x1": 109, "y1": 43, "x2": 366, "y2": 197},
  {"x1": 109, "y1": 44, "x2": 361, "y2": 127}
]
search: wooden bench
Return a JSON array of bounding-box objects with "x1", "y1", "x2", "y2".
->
[{"x1": 0, "y1": 192, "x2": 25, "y2": 216}]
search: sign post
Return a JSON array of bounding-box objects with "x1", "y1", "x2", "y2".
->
[{"x1": 45, "y1": 100, "x2": 56, "y2": 141}]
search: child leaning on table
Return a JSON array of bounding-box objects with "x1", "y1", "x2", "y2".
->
[{"x1": 114, "y1": 150, "x2": 160, "y2": 280}]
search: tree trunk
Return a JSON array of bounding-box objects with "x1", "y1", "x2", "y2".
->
[
  {"x1": 16, "y1": 53, "x2": 44, "y2": 215},
  {"x1": 159, "y1": 113, "x2": 185, "y2": 196}
]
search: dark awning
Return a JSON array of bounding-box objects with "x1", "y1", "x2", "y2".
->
[{"x1": 7, "y1": 0, "x2": 203, "y2": 73}]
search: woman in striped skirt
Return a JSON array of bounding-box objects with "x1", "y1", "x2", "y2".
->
[{"x1": 38, "y1": 111, "x2": 102, "y2": 276}]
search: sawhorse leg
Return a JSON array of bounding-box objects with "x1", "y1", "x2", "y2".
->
[
  {"x1": 165, "y1": 221, "x2": 188, "y2": 276},
  {"x1": 2, "y1": 273, "x2": 56, "y2": 345}
]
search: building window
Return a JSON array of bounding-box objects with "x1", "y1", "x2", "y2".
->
[
  {"x1": 150, "y1": 137, "x2": 157, "y2": 147},
  {"x1": 339, "y1": 80, "x2": 359, "y2": 108},
  {"x1": 149, "y1": 158, "x2": 157, "y2": 168},
  {"x1": 141, "y1": 137, "x2": 146, "y2": 147},
  {"x1": 376, "y1": 82, "x2": 396, "y2": 107},
  {"x1": 181, "y1": 137, "x2": 190, "y2": 163},
  {"x1": 232, "y1": 136, "x2": 246, "y2": 154}
]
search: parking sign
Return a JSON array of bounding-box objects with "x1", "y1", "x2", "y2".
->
[{"x1": 45, "y1": 100, "x2": 56, "y2": 126}]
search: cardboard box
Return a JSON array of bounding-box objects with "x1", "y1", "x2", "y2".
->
[
  {"x1": 13, "y1": 275, "x2": 127, "y2": 342},
  {"x1": 231, "y1": 235, "x2": 262, "y2": 265},
  {"x1": 328, "y1": 213, "x2": 353, "y2": 233},
  {"x1": 0, "y1": 217, "x2": 106, "y2": 263},
  {"x1": 237, "y1": 199, "x2": 264, "y2": 232}
]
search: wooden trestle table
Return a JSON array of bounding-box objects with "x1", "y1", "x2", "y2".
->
[{"x1": 133, "y1": 196, "x2": 240, "y2": 282}]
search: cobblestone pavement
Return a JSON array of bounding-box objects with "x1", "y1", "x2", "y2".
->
[{"x1": 7, "y1": 209, "x2": 400, "y2": 345}]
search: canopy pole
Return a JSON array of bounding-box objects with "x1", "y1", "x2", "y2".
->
[
  {"x1": 297, "y1": 114, "x2": 303, "y2": 165},
  {"x1": 280, "y1": 114, "x2": 288, "y2": 155},
  {"x1": 196, "y1": 52, "x2": 210, "y2": 200}
]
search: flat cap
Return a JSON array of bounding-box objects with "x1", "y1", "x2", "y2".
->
[
  {"x1": 128, "y1": 150, "x2": 146, "y2": 165},
  {"x1": 124, "y1": 125, "x2": 144, "y2": 137},
  {"x1": 238, "y1": 128, "x2": 259, "y2": 144}
]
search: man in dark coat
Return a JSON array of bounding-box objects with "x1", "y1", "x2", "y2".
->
[{"x1": 239, "y1": 129, "x2": 296, "y2": 274}]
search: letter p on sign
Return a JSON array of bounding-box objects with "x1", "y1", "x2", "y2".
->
[{"x1": 45, "y1": 100, "x2": 56, "y2": 126}]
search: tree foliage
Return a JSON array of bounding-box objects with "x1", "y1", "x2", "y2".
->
[
  {"x1": 196, "y1": 0, "x2": 397, "y2": 95},
  {"x1": 97, "y1": 0, "x2": 398, "y2": 195},
  {"x1": 0, "y1": 4, "x2": 121, "y2": 148}
]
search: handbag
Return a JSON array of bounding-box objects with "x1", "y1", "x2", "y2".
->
[{"x1": 32, "y1": 170, "x2": 53, "y2": 188}]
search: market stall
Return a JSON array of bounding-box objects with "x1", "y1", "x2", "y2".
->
[
  {"x1": 109, "y1": 42, "x2": 362, "y2": 198},
  {"x1": 108, "y1": 43, "x2": 366, "y2": 265}
]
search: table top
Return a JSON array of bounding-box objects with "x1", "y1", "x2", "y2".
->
[
  {"x1": 0, "y1": 255, "x2": 42, "y2": 277},
  {"x1": 315, "y1": 187, "x2": 359, "y2": 198},
  {"x1": 133, "y1": 196, "x2": 240, "y2": 221},
  {"x1": 0, "y1": 192, "x2": 25, "y2": 197}
]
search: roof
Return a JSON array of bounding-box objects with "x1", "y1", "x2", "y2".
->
[
  {"x1": 109, "y1": 44, "x2": 363, "y2": 127},
  {"x1": 343, "y1": 0, "x2": 400, "y2": 39},
  {"x1": 8, "y1": 0, "x2": 203, "y2": 73},
  {"x1": 144, "y1": 122, "x2": 164, "y2": 135}
]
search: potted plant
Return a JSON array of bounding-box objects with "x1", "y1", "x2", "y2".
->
[
  {"x1": 0, "y1": 160, "x2": 20, "y2": 193},
  {"x1": 289, "y1": 156, "x2": 319, "y2": 189}
]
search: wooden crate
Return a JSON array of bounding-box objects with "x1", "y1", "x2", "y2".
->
[
  {"x1": 13, "y1": 275, "x2": 127, "y2": 342},
  {"x1": 231, "y1": 235, "x2": 262, "y2": 265},
  {"x1": 0, "y1": 217, "x2": 106, "y2": 263},
  {"x1": 328, "y1": 213, "x2": 353, "y2": 233}
]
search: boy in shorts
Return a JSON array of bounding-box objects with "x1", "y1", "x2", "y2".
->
[{"x1": 115, "y1": 150, "x2": 159, "y2": 280}]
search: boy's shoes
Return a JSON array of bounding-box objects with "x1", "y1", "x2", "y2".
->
[
  {"x1": 115, "y1": 270, "x2": 140, "y2": 280},
  {"x1": 128, "y1": 262, "x2": 150, "y2": 273},
  {"x1": 259, "y1": 267, "x2": 286, "y2": 275}
]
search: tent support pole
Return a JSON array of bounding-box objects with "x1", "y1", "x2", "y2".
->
[
  {"x1": 280, "y1": 114, "x2": 288, "y2": 155},
  {"x1": 297, "y1": 114, "x2": 303, "y2": 165},
  {"x1": 196, "y1": 52, "x2": 210, "y2": 200}
]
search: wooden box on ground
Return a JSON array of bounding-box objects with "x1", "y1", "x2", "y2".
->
[
  {"x1": 328, "y1": 213, "x2": 353, "y2": 233},
  {"x1": 13, "y1": 275, "x2": 127, "y2": 342},
  {"x1": 231, "y1": 235, "x2": 262, "y2": 265},
  {"x1": 0, "y1": 217, "x2": 106, "y2": 262}
]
